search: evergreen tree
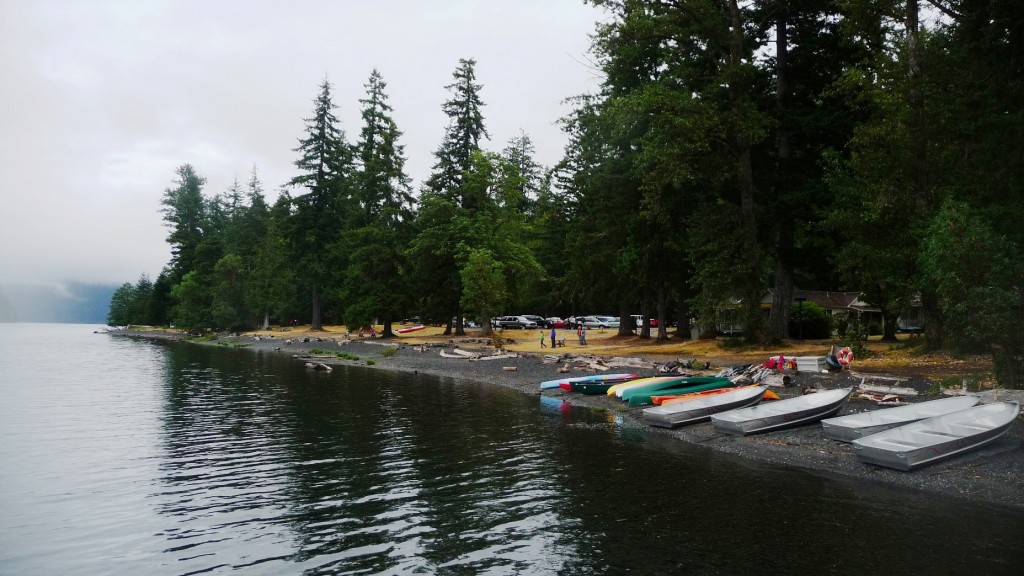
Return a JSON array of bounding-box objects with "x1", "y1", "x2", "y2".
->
[
  {"x1": 415, "y1": 58, "x2": 491, "y2": 335},
  {"x1": 246, "y1": 192, "x2": 296, "y2": 329},
  {"x1": 759, "y1": 0, "x2": 873, "y2": 340},
  {"x1": 107, "y1": 282, "x2": 137, "y2": 326},
  {"x1": 342, "y1": 70, "x2": 416, "y2": 337},
  {"x1": 425, "y1": 58, "x2": 490, "y2": 208},
  {"x1": 131, "y1": 273, "x2": 154, "y2": 325},
  {"x1": 148, "y1": 270, "x2": 173, "y2": 326},
  {"x1": 170, "y1": 271, "x2": 210, "y2": 332},
  {"x1": 288, "y1": 78, "x2": 355, "y2": 330},
  {"x1": 460, "y1": 248, "x2": 507, "y2": 334},
  {"x1": 160, "y1": 164, "x2": 207, "y2": 283},
  {"x1": 501, "y1": 133, "x2": 543, "y2": 216}
]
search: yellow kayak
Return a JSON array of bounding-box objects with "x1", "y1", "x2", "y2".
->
[{"x1": 606, "y1": 376, "x2": 680, "y2": 397}]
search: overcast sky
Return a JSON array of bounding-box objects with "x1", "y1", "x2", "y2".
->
[{"x1": 0, "y1": 0, "x2": 604, "y2": 293}]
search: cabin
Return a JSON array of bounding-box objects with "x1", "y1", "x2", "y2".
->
[
  {"x1": 761, "y1": 290, "x2": 882, "y2": 328},
  {"x1": 715, "y1": 290, "x2": 885, "y2": 336}
]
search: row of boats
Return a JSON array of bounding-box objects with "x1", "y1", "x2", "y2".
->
[{"x1": 539, "y1": 372, "x2": 1020, "y2": 472}]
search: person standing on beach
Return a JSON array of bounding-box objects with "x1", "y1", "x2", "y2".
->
[
  {"x1": 540, "y1": 330, "x2": 546, "y2": 348},
  {"x1": 550, "y1": 328, "x2": 557, "y2": 348},
  {"x1": 577, "y1": 324, "x2": 586, "y2": 345}
]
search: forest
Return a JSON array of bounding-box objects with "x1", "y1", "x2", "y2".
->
[{"x1": 107, "y1": 0, "x2": 1024, "y2": 387}]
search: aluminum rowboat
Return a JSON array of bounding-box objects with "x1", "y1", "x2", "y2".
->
[
  {"x1": 643, "y1": 385, "x2": 768, "y2": 428},
  {"x1": 821, "y1": 395, "x2": 981, "y2": 442},
  {"x1": 711, "y1": 388, "x2": 852, "y2": 436},
  {"x1": 851, "y1": 401, "x2": 1019, "y2": 471}
]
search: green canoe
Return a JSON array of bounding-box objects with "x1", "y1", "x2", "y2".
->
[
  {"x1": 619, "y1": 376, "x2": 726, "y2": 402},
  {"x1": 623, "y1": 377, "x2": 735, "y2": 407},
  {"x1": 571, "y1": 380, "x2": 635, "y2": 395}
]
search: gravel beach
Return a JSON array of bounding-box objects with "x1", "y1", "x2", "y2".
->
[{"x1": 113, "y1": 329, "x2": 1024, "y2": 510}]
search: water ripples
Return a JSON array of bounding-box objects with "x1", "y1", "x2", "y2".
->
[
  {"x1": 128, "y1": 346, "x2": 579, "y2": 575},
  {"x1": 4, "y1": 325, "x2": 1023, "y2": 575}
]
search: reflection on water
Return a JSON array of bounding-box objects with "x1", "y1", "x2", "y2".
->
[{"x1": 1, "y1": 325, "x2": 1022, "y2": 575}]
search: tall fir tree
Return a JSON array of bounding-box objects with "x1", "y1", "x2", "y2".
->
[
  {"x1": 160, "y1": 164, "x2": 207, "y2": 284},
  {"x1": 415, "y1": 58, "x2": 491, "y2": 335},
  {"x1": 342, "y1": 69, "x2": 416, "y2": 337},
  {"x1": 425, "y1": 58, "x2": 490, "y2": 208},
  {"x1": 288, "y1": 77, "x2": 354, "y2": 330}
]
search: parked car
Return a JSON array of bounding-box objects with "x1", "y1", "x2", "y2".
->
[
  {"x1": 546, "y1": 317, "x2": 566, "y2": 328},
  {"x1": 522, "y1": 315, "x2": 550, "y2": 328},
  {"x1": 491, "y1": 315, "x2": 539, "y2": 329},
  {"x1": 579, "y1": 315, "x2": 620, "y2": 329}
]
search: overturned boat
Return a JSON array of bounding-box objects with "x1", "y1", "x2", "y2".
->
[
  {"x1": 711, "y1": 388, "x2": 852, "y2": 436},
  {"x1": 622, "y1": 376, "x2": 735, "y2": 407},
  {"x1": 851, "y1": 401, "x2": 1020, "y2": 471},
  {"x1": 821, "y1": 395, "x2": 982, "y2": 442},
  {"x1": 643, "y1": 385, "x2": 768, "y2": 428},
  {"x1": 539, "y1": 373, "x2": 639, "y2": 390}
]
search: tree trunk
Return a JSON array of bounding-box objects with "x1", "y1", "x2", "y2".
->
[
  {"x1": 618, "y1": 302, "x2": 633, "y2": 337},
  {"x1": 907, "y1": 0, "x2": 927, "y2": 211},
  {"x1": 656, "y1": 295, "x2": 668, "y2": 341},
  {"x1": 454, "y1": 312, "x2": 466, "y2": 336},
  {"x1": 675, "y1": 291, "x2": 691, "y2": 341},
  {"x1": 310, "y1": 289, "x2": 323, "y2": 331},
  {"x1": 879, "y1": 307, "x2": 898, "y2": 342},
  {"x1": 769, "y1": 228, "x2": 795, "y2": 339},
  {"x1": 768, "y1": 7, "x2": 794, "y2": 341},
  {"x1": 992, "y1": 343, "x2": 1020, "y2": 390},
  {"x1": 728, "y1": 0, "x2": 764, "y2": 344},
  {"x1": 381, "y1": 315, "x2": 395, "y2": 338},
  {"x1": 906, "y1": 0, "x2": 943, "y2": 347},
  {"x1": 639, "y1": 287, "x2": 651, "y2": 339},
  {"x1": 262, "y1": 309, "x2": 270, "y2": 330}
]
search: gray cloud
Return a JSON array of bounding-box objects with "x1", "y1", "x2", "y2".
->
[{"x1": 0, "y1": 0, "x2": 602, "y2": 290}]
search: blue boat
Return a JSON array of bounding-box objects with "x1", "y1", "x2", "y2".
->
[{"x1": 539, "y1": 372, "x2": 640, "y2": 390}]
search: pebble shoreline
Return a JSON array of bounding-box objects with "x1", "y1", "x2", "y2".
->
[{"x1": 113, "y1": 329, "x2": 1024, "y2": 510}]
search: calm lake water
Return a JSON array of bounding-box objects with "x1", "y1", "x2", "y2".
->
[{"x1": 1, "y1": 323, "x2": 1022, "y2": 575}]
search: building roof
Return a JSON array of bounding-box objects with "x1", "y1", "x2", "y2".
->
[{"x1": 760, "y1": 290, "x2": 879, "y2": 312}]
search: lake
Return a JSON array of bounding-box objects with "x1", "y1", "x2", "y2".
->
[{"x1": 1, "y1": 323, "x2": 1022, "y2": 574}]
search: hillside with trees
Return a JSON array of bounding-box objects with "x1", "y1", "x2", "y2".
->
[{"x1": 110, "y1": 1, "x2": 1024, "y2": 388}]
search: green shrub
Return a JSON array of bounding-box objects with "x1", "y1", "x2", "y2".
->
[
  {"x1": 308, "y1": 348, "x2": 360, "y2": 361},
  {"x1": 788, "y1": 302, "x2": 832, "y2": 339},
  {"x1": 835, "y1": 314, "x2": 850, "y2": 338}
]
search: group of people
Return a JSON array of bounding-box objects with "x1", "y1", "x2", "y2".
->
[{"x1": 540, "y1": 325, "x2": 587, "y2": 348}]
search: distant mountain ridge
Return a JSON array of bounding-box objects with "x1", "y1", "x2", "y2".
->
[{"x1": 0, "y1": 283, "x2": 116, "y2": 324}]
